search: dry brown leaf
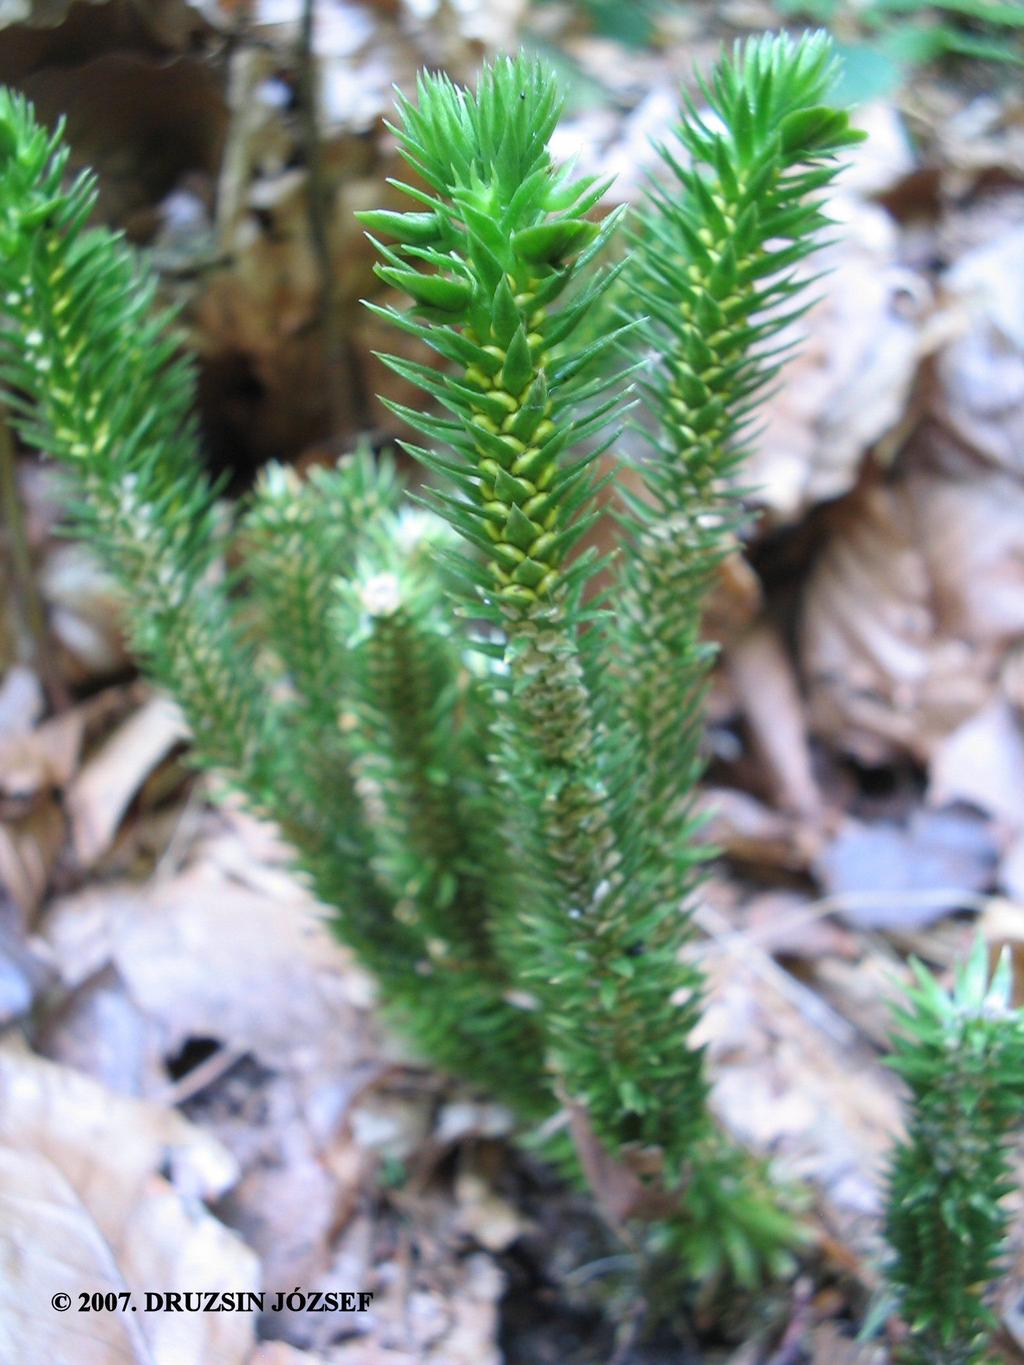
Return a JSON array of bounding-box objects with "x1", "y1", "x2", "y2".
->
[
  {"x1": 66, "y1": 695, "x2": 187, "y2": 869},
  {"x1": 0, "y1": 664, "x2": 43, "y2": 737},
  {"x1": 40, "y1": 818, "x2": 372, "y2": 1075},
  {"x1": 35, "y1": 964, "x2": 169, "y2": 1096},
  {"x1": 727, "y1": 621, "x2": 823, "y2": 817},
  {"x1": 0, "y1": 1141, "x2": 158, "y2": 1365},
  {"x1": 929, "y1": 695, "x2": 1024, "y2": 831},
  {"x1": 907, "y1": 456, "x2": 1024, "y2": 647},
  {"x1": 746, "y1": 199, "x2": 925, "y2": 523},
  {"x1": 930, "y1": 223, "x2": 1024, "y2": 476},
  {"x1": 0, "y1": 794, "x2": 65, "y2": 920},
  {"x1": 815, "y1": 808, "x2": 999, "y2": 930},
  {"x1": 41, "y1": 543, "x2": 129, "y2": 683},
  {"x1": 801, "y1": 479, "x2": 995, "y2": 763},
  {"x1": 694, "y1": 946, "x2": 904, "y2": 1266},
  {"x1": 0, "y1": 1038, "x2": 238, "y2": 1216},
  {"x1": 0, "y1": 1040, "x2": 252, "y2": 1365},
  {"x1": 696, "y1": 787, "x2": 819, "y2": 871},
  {"x1": 112, "y1": 860, "x2": 369, "y2": 1072},
  {"x1": 0, "y1": 704, "x2": 85, "y2": 799}
]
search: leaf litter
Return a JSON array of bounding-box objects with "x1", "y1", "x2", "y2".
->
[{"x1": 1, "y1": 2, "x2": 1024, "y2": 1360}]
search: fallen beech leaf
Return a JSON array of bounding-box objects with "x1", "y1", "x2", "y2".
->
[
  {"x1": 801, "y1": 479, "x2": 994, "y2": 763},
  {"x1": 931, "y1": 224, "x2": 1024, "y2": 475},
  {"x1": 0, "y1": 795, "x2": 65, "y2": 920},
  {"x1": 727, "y1": 622, "x2": 822, "y2": 817},
  {"x1": 0, "y1": 1041, "x2": 251, "y2": 1365},
  {"x1": 107, "y1": 857, "x2": 369, "y2": 1072},
  {"x1": 815, "y1": 809, "x2": 999, "y2": 930},
  {"x1": 0, "y1": 665, "x2": 43, "y2": 738},
  {"x1": 746, "y1": 199, "x2": 925, "y2": 523},
  {"x1": 694, "y1": 949, "x2": 904, "y2": 1266},
  {"x1": 66, "y1": 695, "x2": 187, "y2": 868},
  {"x1": 40, "y1": 543, "x2": 129, "y2": 683},
  {"x1": 696, "y1": 787, "x2": 818, "y2": 871},
  {"x1": 0, "y1": 1040, "x2": 238, "y2": 1212},
  {"x1": 907, "y1": 455, "x2": 1024, "y2": 647},
  {"x1": 0, "y1": 705, "x2": 86, "y2": 799},
  {"x1": 0, "y1": 1142, "x2": 157, "y2": 1365},
  {"x1": 929, "y1": 695, "x2": 1024, "y2": 831}
]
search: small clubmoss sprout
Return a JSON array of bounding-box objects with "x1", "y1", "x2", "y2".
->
[{"x1": 884, "y1": 938, "x2": 1024, "y2": 1364}]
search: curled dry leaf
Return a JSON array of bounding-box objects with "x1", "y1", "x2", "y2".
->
[
  {"x1": 0, "y1": 1040, "x2": 253, "y2": 1365},
  {"x1": 726, "y1": 621, "x2": 822, "y2": 817},
  {"x1": 44, "y1": 812, "x2": 373, "y2": 1077},
  {"x1": 929, "y1": 692, "x2": 1024, "y2": 833},
  {"x1": 801, "y1": 479, "x2": 995, "y2": 764},
  {"x1": 0, "y1": 664, "x2": 43, "y2": 737},
  {"x1": 696, "y1": 786, "x2": 820, "y2": 872},
  {"x1": 40, "y1": 543, "x2": 128, "y2": 683},
  {"x1": 745, "y1": 199, "x2": 925, "y2": 524},
  {"x1": 814, "y1": 808, "x2": 999, "y2": 931},
  {"x1": 930, "y1": 225, "x2": 1024, "y2": 476},
  {"x1": 0, "y1": 794, "x2": 65, "y2": 921},
  {"x1": 0, "y1": 705, "x2": 85, "y2": 799},
  {"x1": 65, "y1": 694, "x2": 188, "y2": 870},
  {"x1": 693, "y1": 950, "x2": 905, "y2": 1269},
  {"x1": 803, "y1": 217, "x2": 1024, "y2": 764}
]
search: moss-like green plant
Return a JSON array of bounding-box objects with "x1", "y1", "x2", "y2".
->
[
  {"x1": 884, "y1": 939, "x2": 1024, "y2": 1363},
  {"x1": 0, "y1": 36, "x2": 858, "y2": 1288}
]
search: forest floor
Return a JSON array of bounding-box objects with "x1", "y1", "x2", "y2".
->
[{"x1": 1, "y1": 1, "x2": 1024, "y2": 1360}]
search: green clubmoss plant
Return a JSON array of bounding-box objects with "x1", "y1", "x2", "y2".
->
[
  {"x1": 884, "y1": 939, "x2": 1024, "y2": 1364},
  {"x1": 0, "y1": 36, "x2": 859, "y2": 1289},
  {"x1": 357, "y1": 34, "x2": 859, "y2": 1282}
]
